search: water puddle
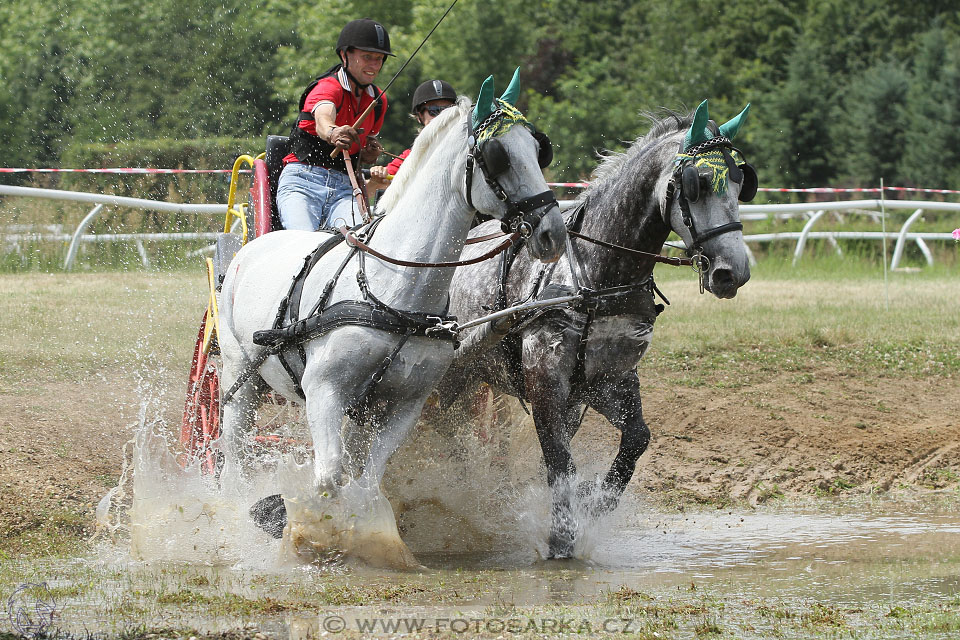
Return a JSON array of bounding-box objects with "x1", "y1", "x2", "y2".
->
[
  {"x1": 402, "y1": 498, "x2": 960, "y2": 602},
  {"x1": 7, "y1": 389, "x2": 959, "y2": 637}
]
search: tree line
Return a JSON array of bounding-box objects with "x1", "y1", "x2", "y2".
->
[{"x1": 1, "y1": 0, "x2": 958, "y2": 190}]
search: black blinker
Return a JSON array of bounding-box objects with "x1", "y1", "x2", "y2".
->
[
  {"x1": 681, "y1": 163, "x2": 702, "y2": 203},
  {"x1": 728, "y1": 162, "x2": 743, "y2": 184},
  {"x1": 480, "y1": 138, "x2": 510, "y2": 178},
  {"x1": 739, "y1": 163, "x2": 758, "y2": 202},
  {"x1": 533, "y1": 130, "x2": 553, "y2": 169}
]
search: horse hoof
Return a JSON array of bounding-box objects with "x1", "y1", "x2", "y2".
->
[
  {"x1": 547, "y1": 531, "x2": 575, "y2": 559},
  {"x1": 250, "y1": 494, "x2": 287, "y2": 539}
]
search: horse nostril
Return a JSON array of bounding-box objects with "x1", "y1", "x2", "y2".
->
[
  {"x1": 712, "y1": 267, "x2": 735, "y2": 289},
  {"x1": 537, "y1": 228, "x2": 555, "y2": 256}
]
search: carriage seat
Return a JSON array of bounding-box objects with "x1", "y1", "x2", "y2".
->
[{"x1": 265, "y1": 135, "x2": 290, "y2": 232}]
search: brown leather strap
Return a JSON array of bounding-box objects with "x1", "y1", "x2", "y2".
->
[
  {"x1": 338, "y1": 225, "x2": 520, "y2": 268},
  {"x1": 568, "y1": 230, "x2": 693, "y2": 266},
  {"x1": 342, "y1": 151, "x2": 371, "y2": 223},
  {"x1": 462, "y1": 227, "x2": 693, "y2": 266},
  {"x1": 464, "y1": 230, "x2": 508, "y2": 244}
]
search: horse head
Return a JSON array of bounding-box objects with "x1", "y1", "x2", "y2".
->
[
  {"x1": 466, "y1": 69, "x2": 566, "y2": 262},
  {"x1": 664, "y1": 100, "x2": 755, "y2": 298}
]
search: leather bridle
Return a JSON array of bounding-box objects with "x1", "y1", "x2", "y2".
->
[
  {"x1": 465, "y1": 110, "x2": 558, "y2": 238},
  {"x1": 663, "y1": 136, "x2": 744, "y2": 264}
]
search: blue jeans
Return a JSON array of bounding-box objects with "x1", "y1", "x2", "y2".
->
[{"x1": 277, "y1": 162, "x2": 361, "y2": 231}]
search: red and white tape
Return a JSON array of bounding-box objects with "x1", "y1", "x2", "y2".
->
[
  {"x1": 2, "y1": 168, "x2": 959, "y2": 196},
  {"x1": 0, "y1": 167, "x2": 237, "y2": 174},
  {"x1": 548, "y1": 184, "x2": 960, "y2": 194},
  {"x1": 758, "y1": 186, "x2": 960, "y2": 195}
]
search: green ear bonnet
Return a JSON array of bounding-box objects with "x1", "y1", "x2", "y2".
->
[
  {"x1": 472, "y1": 68, "x2": 535, "y2": 142},
  {"x1": 677, "y1": 100, "x2": 751, "y2": 196}
]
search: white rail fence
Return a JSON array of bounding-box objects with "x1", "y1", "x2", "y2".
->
[
  {"x1": 1, "y1": 185, "x2": 957, "y2": 271},
  {"x1": 739, "y1": 199, "x2": 959, "y2": 268},
  {"x1": 0, "y1": 184, "x2": 228, "y2": 270}
]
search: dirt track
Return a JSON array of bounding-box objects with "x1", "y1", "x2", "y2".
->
[{"x1": 3, "y1": 361, "x2": 958, "y2": 552}]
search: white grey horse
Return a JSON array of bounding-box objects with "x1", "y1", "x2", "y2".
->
[
  {"x1": 216, "y1": 74, "x2": 566, "y2": 562},
  {"x1": 434, "y1": 101, "x2": 754, "y2": 558}
]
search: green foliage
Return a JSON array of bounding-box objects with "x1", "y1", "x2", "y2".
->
[
  {"x1": 899, "y1": 24, "x2": 960, "y2": 187},
  {"x1": 1, "y1": 0, "x2": 960, "y2": 188},
  {"x1": 754, "y1": 34, "x2": 836, "y2": 188},
  {"x1": 830, "y1": 61, "x2": 911, "y2": 185}
]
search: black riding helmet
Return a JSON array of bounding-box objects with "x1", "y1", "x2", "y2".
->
[
  {"x1": 336, "y1": 19, "x2": 394, "y2": 57},
  {"x1": 411, "y1": 79, "x2": 457, "y2": 114}
]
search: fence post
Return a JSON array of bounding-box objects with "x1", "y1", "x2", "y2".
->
[
  {"x1": 64, "y1": 204, "x2": 104, "y2": 271},
  {"x1": 792, "y1": 210, "x2": 826, "y2": 266},
  {"x1": 890, "y1": 208, "x2": 924, "y2": 270}
]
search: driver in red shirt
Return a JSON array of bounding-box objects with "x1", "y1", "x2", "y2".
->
[{"x1": 277, "y1": 19, "x2": 392, "y2": 230}]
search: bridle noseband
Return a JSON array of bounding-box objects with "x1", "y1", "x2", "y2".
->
[{"x1": 465, "y1": 109, "x2": 558, "y2": 237}]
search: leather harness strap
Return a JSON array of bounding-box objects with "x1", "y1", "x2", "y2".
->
[
  {"x1": 342, "y1": 151, "x2": 371, "y2": 223},
  {"x1": 337, "y1": 224, "x2": 521, "y2": 268}
]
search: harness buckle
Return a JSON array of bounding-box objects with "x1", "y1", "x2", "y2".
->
[
  {"x1": 577, "y1": 286, "x2": 600, "y2": 311},
  {"x1": 426, "y1": 318, "x2": 459, "y2": 338}
]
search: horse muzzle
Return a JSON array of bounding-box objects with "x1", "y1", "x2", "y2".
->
[
  {"x1": 525, "y1": 204, "x2": 567, "y2": 263},
  {"x1": 705, "y1": 258, "x2": 750, "y2": 299}
]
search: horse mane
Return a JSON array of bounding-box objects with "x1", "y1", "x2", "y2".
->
[
  {"x1": 376, "y1": 97, "x2": 471, "y2": 213},
  {"x1": 588, "y1": 109, "x2": 693, "y2": 189}
]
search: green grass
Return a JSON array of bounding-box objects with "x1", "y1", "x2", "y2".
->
[
  {"x1": 0, "y1": 272, "x2": 205, "y2": 390},
  {"x1": 646, "y1": 259, "x2": 960, "y2": 382}
]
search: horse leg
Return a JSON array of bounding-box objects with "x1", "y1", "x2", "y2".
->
[
  {"x1": 249, "y1": 380, "x2": 346, "y2": 539},
  {"x1": 584, "y1": 370, "x2": 651, "y2": 516},
  {"x1": 303, "y1": 384, "x2": 348, "y2": 491},
  {"x1": 219, "y1": 370, "x2": 263, "y2": 473},
  {"x1": 525, "y1": 359, "x2": 583, "y2": 559},
  {"x1": 361, "y1": 396, "x2": 429, "y2": 485}
]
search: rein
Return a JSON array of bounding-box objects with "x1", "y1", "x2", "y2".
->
[
  {"x1": 337, "y1": 224, "x2": 520, "y2": 268},
  {"x1": 460, "y1": 202, "x2": 695, "y2": 266},
  {"x1": 342, "y1": 151, "x2": 372, "y2": 223},
  {"x1": 567, "y1": 230, "x2": 693, "y2": 266},
  {"x1": 465, "y1": 230, "x2": 507, "y2": 244}
]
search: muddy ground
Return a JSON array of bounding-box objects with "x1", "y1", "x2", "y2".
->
[{"x1": 3, "y1": 363, "x2": 958, "y2": 552}]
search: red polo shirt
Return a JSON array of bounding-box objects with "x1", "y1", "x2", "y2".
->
[
  {"x1": 284, "y1": 67, "x2": 387, "y2": 163},
  {"x1": 386, "y1": 149, "x2": 411, "y2": 175}
]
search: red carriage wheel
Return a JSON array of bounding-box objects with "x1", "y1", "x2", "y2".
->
[{"x1": 179, "y1": 310, "x2": 222, "y2": 474}]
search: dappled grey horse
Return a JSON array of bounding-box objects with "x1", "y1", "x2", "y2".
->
[{"x1": 435, "y1": 100, "x2": 756, "y2": 558}]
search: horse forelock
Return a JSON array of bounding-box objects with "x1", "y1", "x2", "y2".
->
[{"x1": 377, "y1": 97, "x2": 471, "y2": 213}]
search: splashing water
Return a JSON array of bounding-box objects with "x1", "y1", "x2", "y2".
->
[
  {"x1": 105, "y1": 379, "x2": 621, "y2": 569},
  {"x1": 386, "y1": 388, "x2": 624, "y2": 563}
]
